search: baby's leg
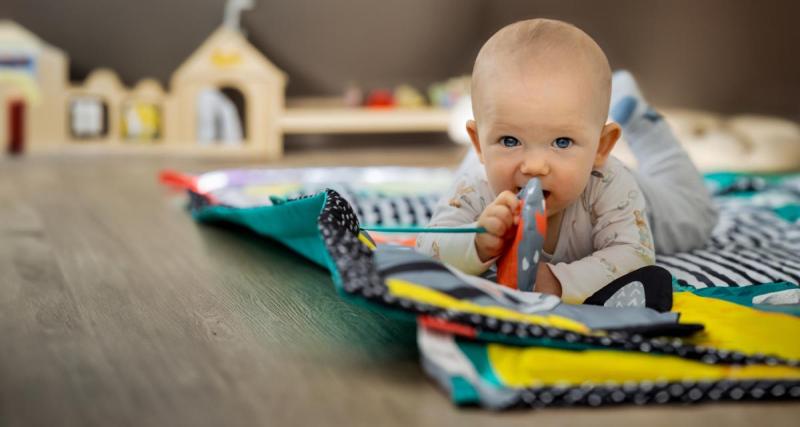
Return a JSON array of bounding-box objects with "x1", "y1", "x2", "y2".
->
[{"x1": 610, "y1": 70, "x2": 718, "y2": 254}]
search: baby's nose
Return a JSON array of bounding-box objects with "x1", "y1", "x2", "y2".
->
[{"x1": 520, "y1": 155, "x2": 549, "y2": 176}]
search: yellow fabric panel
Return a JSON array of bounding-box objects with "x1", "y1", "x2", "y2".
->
[
  {"x1": 489, "y1": 345, "x2": 800, "y2": 387},
  {"x1": 386, "y1": 278, "x2": 590, "y2": 333},
  {"x1": 674, "y1": 292, "x2": 800, "y2": 360}
]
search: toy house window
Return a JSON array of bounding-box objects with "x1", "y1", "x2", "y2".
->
[
  {"x1": 196, "y1": 87, "x2": 245, "y2": 144},
  {"x1": 121, "y1": 101, "x2": 162, "y2": 141},
  {"x1": 69, "y1": 97, "x2": 108, "y2": 139},
  {"x1": 220, "y1": 87, "x2": 246, "y2": 139}
]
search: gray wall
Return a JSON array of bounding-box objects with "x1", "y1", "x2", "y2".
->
[{"x1": 2, "y1": 0, "x2": 799, "y2": 121}]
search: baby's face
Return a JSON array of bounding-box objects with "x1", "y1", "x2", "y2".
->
[{"x1": 469, "y1": 65, "x2": 611, "y2": 217}]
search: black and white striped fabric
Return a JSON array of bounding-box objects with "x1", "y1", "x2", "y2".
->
[
  {"x1": 351, "y1": 194, "x2": 440, "y2": 227},
  {"x1": 277, "y1": 185, "x2": 441, "y2": 228},
  {"x1": 345, "y1": 174, "x2": 800, "y2": 290},
  {"x1": 280, "y1": 172, "x2": 800, "y2": 290},
  {"x1": 657, "y1": 176, "x2": 800, "y2": 289},
  {"x1": 657, "y1": 207, "x2": 800, "y2": 288}
]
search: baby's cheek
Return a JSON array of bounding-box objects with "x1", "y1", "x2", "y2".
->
[
  {"x1": 558, "y1": 176, "x2": 586, "y2": 205},
  {"x1": 485, "y1": 170, "x2": 508, "y2": 195},
  {"x1": 488, "y1": 181, "x2": 506, "y2": 198}
]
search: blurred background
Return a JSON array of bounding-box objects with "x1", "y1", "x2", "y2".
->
[
  {"x1": 1, "y1": 0, "x2": 799, "y2": 167},
  {"x1": 3, "y1": 0, "x2": 798, "y2": 119}
]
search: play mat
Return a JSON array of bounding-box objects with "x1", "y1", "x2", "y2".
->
[{"x1": 161, "y1": 166, "x2": 800, "y2": 409}]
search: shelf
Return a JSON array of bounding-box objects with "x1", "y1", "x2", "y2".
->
[{"x1": 280, "y1": 106, "x2": 451, "y2": 134}]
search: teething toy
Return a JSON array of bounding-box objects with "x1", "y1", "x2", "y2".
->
[{"x1": 496, "y1": 178, "x2": 547, "y2": 291}]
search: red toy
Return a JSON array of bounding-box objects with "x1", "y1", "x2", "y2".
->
[{"x1": 365, "y1": 89, "x2": 394, "y2": 108}]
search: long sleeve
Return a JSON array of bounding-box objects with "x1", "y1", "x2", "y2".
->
[
  {"x1": 548, "y1": 161, "x2": 656, "y2": 304},
  {"x1": 415, "y1": 152, "x2": 497, "y2": 275}
]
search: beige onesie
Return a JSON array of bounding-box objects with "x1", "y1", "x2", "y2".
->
[{"x1": 415, "y1": 155, "x2": 656, "y2": 304}]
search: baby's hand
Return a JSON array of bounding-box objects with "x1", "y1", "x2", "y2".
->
[
  {"x1": 535, "y1": 262, "x2": 562, "y2": 297},
  {"x1": 475, "y1": 191, "x2": 520, "y2": 262}
]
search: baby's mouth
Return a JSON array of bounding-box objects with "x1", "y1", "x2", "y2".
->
[{"x1": 516, "y1": 186, "x2": 551, "y2": 199}]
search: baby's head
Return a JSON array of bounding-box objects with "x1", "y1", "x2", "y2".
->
[{"x1": 467, "y1": 19, "x2": 621, "y2": 217}]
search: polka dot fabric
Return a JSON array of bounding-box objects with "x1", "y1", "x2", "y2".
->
[{"x1": 509, "y1": 379, "x2": 800, "y2": 408}]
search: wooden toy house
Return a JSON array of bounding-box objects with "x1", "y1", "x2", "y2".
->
[
  {"x1": 0, "y1": 20, "x2": 68, "y2": 153},
  {"x1": 0, "y1": 17, "x2": 451, "y2": 159},
  {"x1": 168, "y1": 26, "x2": 287, "y2": 158}
]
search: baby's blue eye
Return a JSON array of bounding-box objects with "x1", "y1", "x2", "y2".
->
[
  {"x1": 552, "y1": 137, "x2": 573, "y2": 149},
  {"x1": 500, "y1": 136, "x2": 521, "y2": 148}
]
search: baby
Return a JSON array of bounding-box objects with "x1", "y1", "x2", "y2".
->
[{"x1": 416, "y1": 19, "x2": 717, "y2": 304}]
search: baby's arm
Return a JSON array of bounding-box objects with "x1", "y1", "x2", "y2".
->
[
  {"x1": 416, "y1": 170, "x2": 502, "y2": 274},
  {"x1": 548, "y1": 167, "x2": 656, "y2": 304}
]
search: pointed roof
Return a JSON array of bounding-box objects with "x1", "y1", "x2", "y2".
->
[
  {"x1": 0, "y1": 20, "x2": 65, "y2": 56},
  {"x1": 0, "y1": 21, "x2": 68, "y2": 104},
  {"x1": 170, "y1": 26, "x2": 287, "y2": 87}
]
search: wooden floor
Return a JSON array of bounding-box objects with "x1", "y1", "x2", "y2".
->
[{"x1": 1, "y1": 144, "x2": 798, "y2": 426}]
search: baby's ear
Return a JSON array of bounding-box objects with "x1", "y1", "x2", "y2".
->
[
  {"x1": 594, "y1": 122, "x2": 621, "y2": 168},
  {"x1": 466, "y1": 120, "x2": 485, "y2": 164}
]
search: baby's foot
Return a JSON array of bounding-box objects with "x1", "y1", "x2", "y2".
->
[{"x1": 610, "y1": 70, "x2": 661, "y2": 128}]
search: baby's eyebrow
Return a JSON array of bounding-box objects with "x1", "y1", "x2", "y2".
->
[
  {"x1": 541, "y1": 121, "x2": 587, "y2": 134},
  {"x1": 486, "y1": 118, "x2": 588, "y2": 136},
  {"x1": 487, "y1": 120, "x2": 525, "y2": 133}
]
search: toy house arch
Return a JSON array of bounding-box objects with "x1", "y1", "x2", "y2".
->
[
  {"x1": 123, "y1": 78, "x2": 166, "y2": 141},
  {"x1": 68, "y1": 68, "x2": 126, "y2": 143},
  {"x1": 169, "y1": 26, "x2": 287, "y2": 158}
]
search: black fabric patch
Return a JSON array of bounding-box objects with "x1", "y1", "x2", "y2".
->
[
  {"x1": 584, "y1": 265, "x2": 674, "y2": 312},
  {"x1": 602, "y1": 322, "x2": 704, "y2": 338},
  {"x1": 378, "y1": 261, "x2": 452, "y2": 278}
]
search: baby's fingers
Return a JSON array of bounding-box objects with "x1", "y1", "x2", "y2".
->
[
  {"x1": 496, "y1": 191, "x2": 520, "y2": 209},
  {"x1": 481, "y1": 212, "x2": 511, "y2": 237}
]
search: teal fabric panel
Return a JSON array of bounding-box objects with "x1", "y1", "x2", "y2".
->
[
  {"x1": 450, "y1": 376, "x2": 481, "y2": 405},
  {"x1": 704, "y1": 172, "x2": 800, "y2": 219},
  {"x1": 457, "y1": 340, "x2": 503, "y2": 387},
  {"x1": 193, "y1": 192, "x2": 332, "y2": 270},
  {"x1": 775, "y1": 205, "x2": 800, "y2": 222},
  {"x1": 752, "y1": 303, "x2": 800, "y2": 316}
]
